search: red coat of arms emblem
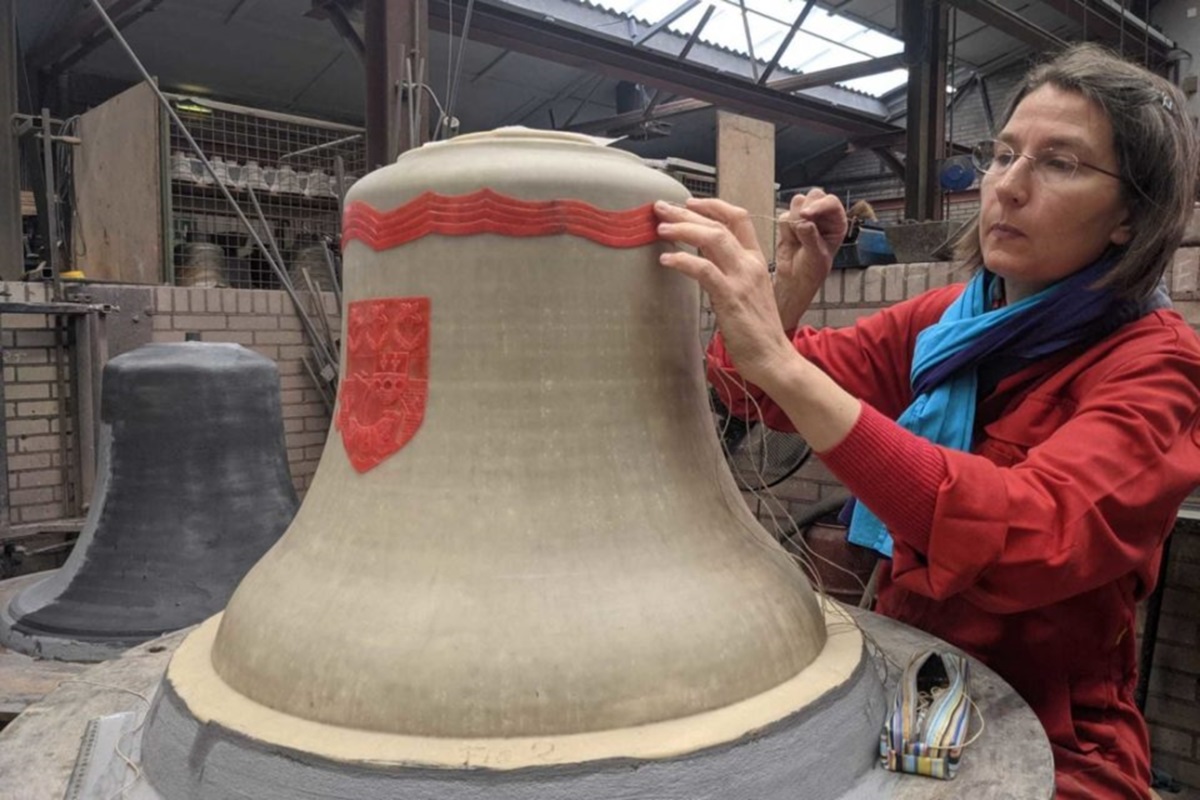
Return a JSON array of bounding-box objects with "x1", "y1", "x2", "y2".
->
[{"x1": 336, "y1": 298, "x2": 431, "y2": 473}]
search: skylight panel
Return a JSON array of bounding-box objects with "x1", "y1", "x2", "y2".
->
[{"x1": 578, "y1": 0, "x2": 906, "y2": 97}]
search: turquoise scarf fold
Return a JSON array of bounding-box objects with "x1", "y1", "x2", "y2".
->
[{"x1": 845, "y1": 265, "x2": 1111, "y2": 557}]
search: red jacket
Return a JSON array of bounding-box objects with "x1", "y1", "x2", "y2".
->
[{"x1": 708, "y1": 284, "x2": 1200, "y2": 800}]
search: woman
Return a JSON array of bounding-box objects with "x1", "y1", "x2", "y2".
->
[{"x1": 655, "y1": 44, "x2": 1200, "y2": 800}]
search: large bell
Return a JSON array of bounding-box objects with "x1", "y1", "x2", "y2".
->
[
  {"x1": 0, "y1": 342, "x2": 298, "y2": 661},
  {"x1": 138, "y1": 129, "x2": 878, "y2": 798}
]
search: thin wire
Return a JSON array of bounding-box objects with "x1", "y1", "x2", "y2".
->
[
  {"x1": 444, "y1": 0, "x2": 478, "y2": 137},
  {"x1": 687, "y1": 206, "x2": 897, "y2": 679},
  {"x1": 59, "y1": 679, "x2": 152, "y2": 800}
]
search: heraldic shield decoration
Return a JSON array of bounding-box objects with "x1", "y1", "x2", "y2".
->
[{"x1": 335, "y1": 297, "x2": 431, "y2": 472}]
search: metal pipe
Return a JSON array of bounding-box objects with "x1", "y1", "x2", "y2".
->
[{"x1": 40, "y1": 108, "x2": 62, "y2": 298}]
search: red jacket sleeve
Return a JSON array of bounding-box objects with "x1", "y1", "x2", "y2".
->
[{"x1": 706, "y1": 285, "x2": 963, "y2": 426}]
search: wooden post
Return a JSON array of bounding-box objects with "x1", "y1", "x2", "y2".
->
[{"x1": 716, "y1": 111, "x2": 776, "y2": 257}]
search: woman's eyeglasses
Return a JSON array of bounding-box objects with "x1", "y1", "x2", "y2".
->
[{"x1": 970, "y1": 139, "x2": 1124, "y2": 186}]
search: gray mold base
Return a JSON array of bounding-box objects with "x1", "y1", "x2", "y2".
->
[
  {"x1": 0, "y1": 426, "x2": 121, "y2": 662},
  {"x1": 0, "y1": 596, "x2": 138, "y2": 661},
  {"x1": 131, "y1": 649, "x2": 887, "y2": 800}
]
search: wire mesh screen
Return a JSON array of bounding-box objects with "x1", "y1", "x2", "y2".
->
[
  {"x1": 166, "y1": 97, "x2": 365, "y2": 289},
  {"x1": 673, "y1": 171, "x2": 716, "y2": 199}
]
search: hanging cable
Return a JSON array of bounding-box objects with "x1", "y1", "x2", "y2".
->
[{"x1": 442, "y1": 0, "x2": 477, "y2": 140}]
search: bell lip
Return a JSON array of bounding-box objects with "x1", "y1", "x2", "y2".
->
[{"x1": 162, "y1": 604, "x2": 863, "y2": 770}]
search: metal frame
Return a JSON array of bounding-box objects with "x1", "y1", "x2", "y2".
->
[
  {"x1": 427, "y1": 0, "x2": 900, "y2": 137},
  {"x1": 0, "y1": 299, "x2": 111, "y2": 539}
]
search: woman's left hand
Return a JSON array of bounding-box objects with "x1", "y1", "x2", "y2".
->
[{"x1": 654, "y1": 198, "x2": 797, "y2": 387}]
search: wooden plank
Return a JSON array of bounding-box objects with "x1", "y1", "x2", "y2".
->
[
  {"x1": 19, "y1": 191, "x2": 34, "y2": 217},
  {"x1": 716, "y1": 110, "x2": 777, "y2": 256},
  {"x1": 0, "y1": 629, "x2": 181, "y2": 798},
  {"x1": 74, "y1": 82, "x2": 163, "y2": 284}
]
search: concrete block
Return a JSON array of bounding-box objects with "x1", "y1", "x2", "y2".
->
[
  {"x1": 843, "y1": 269, "x2": 864, "y2": 304},
  {"x1": 13, "y1": 330, "x2": 56, "y2": 348},
  {"x1": 1146, "y1": 695, "x2": 1200, "y2": 732},
  {"x1": 1174, "y1": 300, "x2": 1200, "y2": 327},
  {"x1": 1167, "y1": 560, "x2": 1200, "y2": 596},
  {"x1": 18, "y1": 468, "x2": 60, "y2": 488},
  {"x1": 884, "y1": 266, "x2": 906, "y2": 302},
  {"x1": 863, "y1": 268, "x2": 884, "y2": 303},
  {"x1": 18, "y1": 503, "x2": 64, "y2": 523},
  {"x1": 229, "y1": 316, "x2": 279, "y2": 331},
  {"x1": 154, "y1": 287, "x2": 173, "y2": 313},
  {"x1": 1181, "y1": 203, "x2": 1200, "y2": 246},
  {"x1": 13, "y1": 434, "x2": 59, "y2": 453},
  {"x1": 1148, "y1": 667, "x2": 1200, "y2": 702},
  {"x1": 3, "y1": 383, "x2": 50, "y2": 401},
  {"x1": 6, "y1": 418, "x2": 50, "y2": 437},
  {"x1": 218, "y1": 331, "x2": 255, "y2": 346},
  {"x1": 822, "y1": 272, "x2": 843, "y2": 304},
  {"x1": 7, "y1": 486, "x2": 55, "y2": 505},
  {"x1": 172, "y1": 314, "x2": 229, "y2": 332},
  {"x1": 1153, "y1": 612, "x2": 1200, "y2": 647},
  {"x1": 188, "y1": 288, "x2": 206, "y2": 314},
  {"x1": 1173, "y1": 248, "x2": 1200, "y2": 299},
  {"x1": 1153, "y1": 642, "x2": 1200, "y2": 674},
  {"x1": 255, "y1": 330, "x2": 306, "y2": 346},
  {"x1": 151, "y1": 331, "x2": 188, "y2": 343},
  {"x1": 6, "y1": 453, "x2": 52, "y2": 472},
  {"x1": 1150, "y1": 726, "x2": 1195, "y2": 759},
  {"x1": 0, "y1": 313, "x2": 52, "y2": 330},
  {"x1": 905, "y1": 264, "x2": 929, "y2": 298},
  {"x1": 928, "y1": 262, "x2": 951, "y2": 288},
  {"x1": 16, "y1": 400, "x2": 59, "y2": 418},
  {"x1": 279, "y1": 314, "x2": 304, "y2": 331}
]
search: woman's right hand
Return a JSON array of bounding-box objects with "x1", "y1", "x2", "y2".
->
[{"x1": 773, "y1": 188, "x2": 848, "y2": 330}]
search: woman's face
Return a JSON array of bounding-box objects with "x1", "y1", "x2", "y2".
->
[{"x1": 979, "y1": 85, "x2": 1132, "y2": 303}]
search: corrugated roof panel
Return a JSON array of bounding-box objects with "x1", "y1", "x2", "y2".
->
[{"x1": 581, "y1": 0, "x2": 908, "y2": 96}]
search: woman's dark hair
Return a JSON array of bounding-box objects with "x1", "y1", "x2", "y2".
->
[{"x1": 955, "y1": 43, "x2": 1198, "y2": 301}]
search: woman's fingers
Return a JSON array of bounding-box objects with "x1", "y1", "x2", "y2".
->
[
  {"x1": 682, "y1": 198, "x2": 762, "y2": 252},
  {"x1": 655, "y1": 201, "x2": 764, "y2": 276},
  {"x1": 785, "y1": 190, "x2": 848, "y2": 248},
  {"x1": 658, "y1": 249, "x2": 723, "y2": 288}
]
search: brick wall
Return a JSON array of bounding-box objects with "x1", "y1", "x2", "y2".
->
[
  {"x1": 1, "y1": 283, "x2": 75, "y2": 525},
  {"x1": 1, "y1": 283, "x2": 338, "y2": 518}
]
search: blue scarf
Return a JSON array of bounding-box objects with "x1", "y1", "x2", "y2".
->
[{"x1": 846, "y1": 258, "x2": 1162, "y2": 557}]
